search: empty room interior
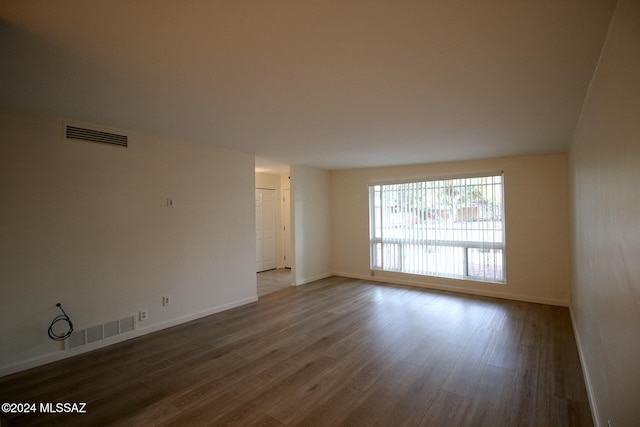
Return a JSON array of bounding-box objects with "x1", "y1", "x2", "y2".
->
[{"x1": 1, "y1": 1, "x2": 638, "y2": 426}]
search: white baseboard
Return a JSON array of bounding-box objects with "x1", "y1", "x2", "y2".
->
[
  {"x1": 333, "y1": 271, "x2": 569, "y2": 307},
  {"x1": 0, "y1": 295, "x2": 258, "y2": 378},
  {"x1": 0, "y1": 351, "x2": 67, "y2": 378},
  {"x1": 295, "y1": 272, "x2": 333, "y2": 286},
  {"x1": 569, "y1": 306, "x2": 601, "y2": 427},
  {"x1": 135, "y1": 295, "x2": 258, "y2": 334}
]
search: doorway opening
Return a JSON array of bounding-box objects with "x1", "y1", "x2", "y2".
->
[
  {"x1": 257, "y1": 268, "x2": 292, "y2": 297},
  {"x1": 255, "y1": 163, "x2": 293, "y2": 296}
]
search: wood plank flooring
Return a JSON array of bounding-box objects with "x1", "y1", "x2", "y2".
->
[
  {"x1": 257, "y1": 268, "x2": 293, "y2": 297},
  {"x1": 0, "y1": 277, "x2": 593, "y2": 426}
]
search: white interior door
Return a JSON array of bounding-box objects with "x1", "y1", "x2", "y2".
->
[
  {"x1": 283, "y1": 188, "x2": 292, "y2": 268},
  {"x1": 256, "y1": 188, "x2": 277, "y2": 272}
]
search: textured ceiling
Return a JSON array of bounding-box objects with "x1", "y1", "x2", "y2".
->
[{"x1": 1, "y1": 0, "x2": 616, "y2": 171}]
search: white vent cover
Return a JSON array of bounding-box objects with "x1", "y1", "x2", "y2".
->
[
  {"x1": 66, "y1": 315, "x2": 136, "y2": 350},
  {"x1": 86, "y1": 325, "x2": 103, "y2": 344},
  {"x1": 103, "y1": 320, "x2": 119, "y2": 339},
  {"x1": 64, "y1": 123, "x2": 128, "y2": 147},
  {"x1": 68, "y1": 330, "x2": 86, "y2": 349}
]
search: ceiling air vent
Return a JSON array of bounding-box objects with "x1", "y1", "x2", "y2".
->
[{"x1": 65, "y1": 124, "x2": 128, "y2": 147}]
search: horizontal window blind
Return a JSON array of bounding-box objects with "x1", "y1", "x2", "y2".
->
[{"x1": 369, "y1": 174, "x2": 505, "y2": 283}]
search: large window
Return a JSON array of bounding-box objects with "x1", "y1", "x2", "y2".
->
[{"x1": 369, "y1": 173, "x2": 505, "y2": 283}]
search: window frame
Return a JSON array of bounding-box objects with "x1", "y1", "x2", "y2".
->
[{"x1": 368, "y1": 172, "x2": 506, "y2": 284}]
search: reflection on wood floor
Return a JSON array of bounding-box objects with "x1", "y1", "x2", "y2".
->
[
  {"x1": 0, "y1": 276, "x2": 593, "y2": 426},
  {"x1": 257, "y1": 268, "x2": 292, "y2": 297}
]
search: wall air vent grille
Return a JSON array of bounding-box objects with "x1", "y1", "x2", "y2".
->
[
  {"x1": 65, "y1": 124, "x2": 128, "y2": 147},
  {"x1": 68, "y1": 329, "x2": 86, "y2": 349},
  {"x1": 64, "y1": 315, "x2": 136, "y2": 350},
  {"x1": 86, "y1": 325, "x2": 103, "y2": 344},
  {"x1": 103, "y1": 320, "x2": 119, "y2": 339}
]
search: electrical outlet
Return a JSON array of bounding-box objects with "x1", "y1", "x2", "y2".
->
[
  {"x1": 139, "y1": 309, "x2": 148, "y2": 321},
  {"x1": 163, "y1": 295, "x2": 171, "y2": 306}
]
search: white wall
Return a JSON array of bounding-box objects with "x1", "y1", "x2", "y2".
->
[
  {"x1": 569, "y1": 1, "x2": 640, "y2": 426},
  {"x1": 331, "y1": 154, "x2": 572, "y2": 305},
  {"x1": 0, "y1": 108, "x2": 257, "y2": 375},
  {"x1": 290, "y1": 165, "x2": 332, "y2": 285}
]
